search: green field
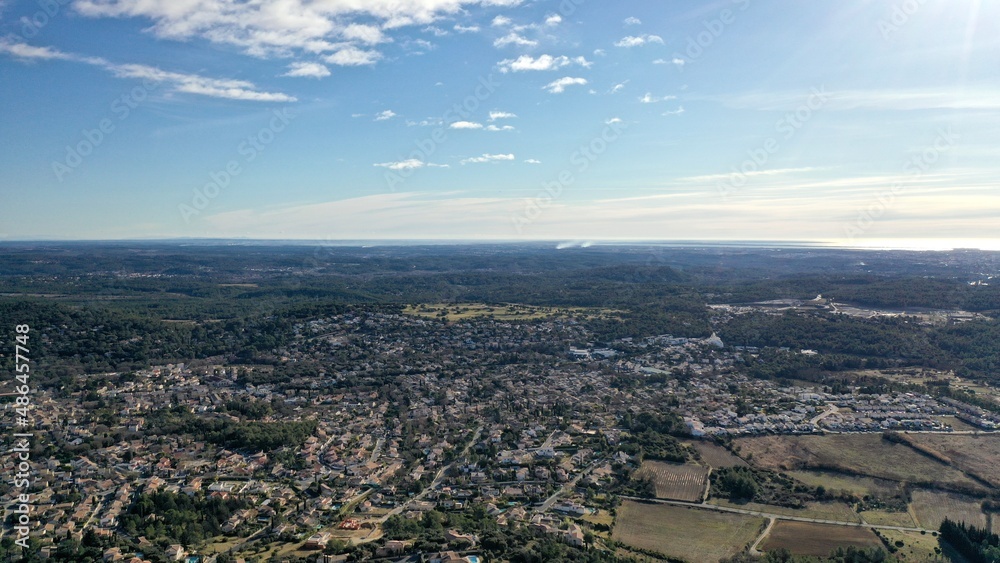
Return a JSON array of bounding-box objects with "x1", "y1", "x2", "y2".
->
[{"x1": 613, "y1": 501, "x2": 765, "y2": 562}]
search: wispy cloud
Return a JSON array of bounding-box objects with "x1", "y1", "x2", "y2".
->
[
  {"x1": 0, "y1": 39, "x2": 296, "y2": 102},
  {"x1": 494, "y1": 32, "x2": 538, "y2": 48},
  {"x1": 461, "y1": 153, "x2": 514, "y2": 164},
  {"x1": 489, "y1": 111, "x2": 517, "y2": 121},
  {"x1": 374, "y1": 159, "x2": 448, "y2": 170},
  {"x1": 639, "y1": 92, "x2": 676, "y2": 103},
  {"x1": 374, "y1": 110, "x2": 396, "y2": 121},
  {"x1": 498, "y1": 54, "x2": 591, "y2": 73},
  {"x1": 282, "y1": 62, "x2": 330, "y2": 78},
  {"x1": 615, "y1": 34, "x2": 664, "y2": 48},
  {"x1": 450, "y1": 121, "x2": 483, "y2": 129},
  {"x1": 543, "y1": 76, "x2": 588, "y2": 94}
]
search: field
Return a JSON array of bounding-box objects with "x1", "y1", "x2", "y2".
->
[
  {"x1": 876, "y1": 529, "x2": 945, "y2": 561},
  {"x1": 909, "y1": 489, "x2": 987, "y2": 530},
  {"x1": 786, "y1": 470, "x2": 901, "y2": 498},
  {"x1": 709, "y1": 499, "x2": 863, "y2": 524},
  {"x1": 402, "y1": 302, "x2": 615, "y2": 321},
  {"x1": 634, "y1": 461, "x2": 709, "y2": 502},
  {"x1": 692, "y1": 441, "x2": 748, "y2": 468},
  {"x1": 903, "y1": 433, "x2": 1000, "y2": 487},
  {"x1": 859, "y1": 510, "x2": 916, "y2": 527},
  {"x1": 760, "y1": 521, "x2": 881, "y2": 557},
  {"x1": 735, "y1": 434, "x2": 980, "y2": 489},
  {"x1": 613, "y1": 501, "x2": 765, "y2": 561}
]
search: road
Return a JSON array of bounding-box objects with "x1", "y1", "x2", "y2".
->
[
  {"x1": 535, "y1": 460, "x2": 600, "y2": 513},
  {"x1": 377, "y1": 426, "x2": 483, "y2": 524},
  {"x1": 810, "y1": 403, "x2": 839, "y2": 426},
  {"x1": 620, "y1": 496, "x2": 935, "y2": 534},
  {"x1": 749, "y1": 517, "x2": 775, "y2": 556}
]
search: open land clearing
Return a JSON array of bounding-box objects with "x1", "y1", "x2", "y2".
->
[
  {"x1": 786, "y1": 470, "x2": 902, "y2": 499},
  {"x1": 613, "y1": 500, "x2": 764, "y2": 561},
  {"x1": 902, "y1": 433, "x2": 1000, "y2": 487},
  {"x1": 760, "y1": 521, "x2": 881, "y2": 557},
  {"x1": 692, "y1": 441, "x2": 748, "y2": 468},
  {"x1": 735, "y1": 434, "x2": 981, "y2": 490},
  {"x1": 634, "y1": 461, "x2": 709, "y2": 502},
  {"x1": 909, "y1": 489, "x2": 988, "y2": 530}
]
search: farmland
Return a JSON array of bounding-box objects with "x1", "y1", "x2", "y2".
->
[
  {"x1": 909, "y1": 489, "x2": 987, "y2": 530},
  {"x1": 735, "y1": 434, "x2": 980, "y2": 489},
  {"x1": 785, "y1": 470, "x2": 901, "y2": 499},
  {"x1": 633, "y1": 461, "x2": 709, "y2": 502},
  {"x1": 692, "y1": 441, "x2": 748, "y2": 468},
  {"x1": 613, "y1": 501, "x2": 765, "y2": 561},
  {"x1": 760, "y1": 521, "x2": 881, "y2": 557}
]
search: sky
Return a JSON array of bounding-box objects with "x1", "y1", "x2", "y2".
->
[{"x1": 0, "y1": 0, "x2": 998, "y2": 245}]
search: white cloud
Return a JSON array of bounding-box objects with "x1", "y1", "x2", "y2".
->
[
  {"x1": 545, "y1": 14, "x2": 562, "y2": 26},
  {"x1": 524, "y1": 159, "x2": 542, "y2": 164},
  {"x1": 716, "y1": 87, "x2": 1000, "y2": 112},
  {"x1": 454, "y1": 24, "x2": 480, "y2": 33},
  {"x1": 374, "y1": 110, "x2": 397, "y2": 121},
  {"x1": 498, "y1": 54, "x2": 591, "y2": 72},
  {"x1": 373, "y1": 159, "x2": 449, "y2": 170},
  {"x1": 488, "y1": 111, "x2": 517, "y2": 121},
  {"x1": 485, "y1": 124, "x2": 515, "y2": 131},
  {"x1": 450, "y1": 121, "x2": 484, "y2": 129},
  {"x1": 71, "y1": 0, "x2": 529, "y2": 65},
  {"x1": 325, "y1": 45, "x2": 381, "y2": 66},
  {"x1": 593, "y1": 48, "x2": 606, "y2": 56},
  {"x1": 543, "y1": 76, "x2": 588, "y2": 94},
  {"x1": 605, "y1": 117, "x2": 624, "y2": 125},
  {"x1": 423, "y1": 25, "x2": 449, "y2": 37},
  {"x1": 461, "y1": 153, "x2": 515, "y2": 164},
  {"x1": 639, "y1": 92, "x2": 676, "y2": 103},
  {"x1": 0, "y1": 39, "x2": 295, "y2": 102},
  {"x1": 615, "y1": 34, "x2": 664, "y2": 47},
  {"x1": 374, "y1": 159, "x2": 425, "y2": 170},
  {"x1": 492, "y1": 15, "x2": 512, "y2": 27},
  {"x1": 342, "y1": 23, "x2": 388, "y2": 44},
  {"x1": 663, "y1": 106, "x2": 685, "y2": 116},
  {"x1": 610, "y1": 80, "x2": 628, "y2": 94},
  {"x1": 623, "y1": 17, "x2": 642, "y2": 25},
  {"x1": 494, "y1": 32, "x2": 537, "y2": 48},
  {"x1": 282, "y1": 61, "x2": 330, "y2": 78}
]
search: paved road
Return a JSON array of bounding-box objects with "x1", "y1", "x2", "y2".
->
[
  {"x1": 810, "y1": 403, "x2": 839, "y2": 426},
  {"x1": 620, "y1": 496, "x2": 934, "y2": 534},
  {"x1": 535, "y1": 460, "x2": 599, "y2": 513},
  {"x1": 377, "y1": 426, "x2": 483, "y2": 524}
]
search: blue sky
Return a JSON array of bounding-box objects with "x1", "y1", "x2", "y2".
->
[{"x1": 1, "y1": 0, "x2": 998, "y2": 245}]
